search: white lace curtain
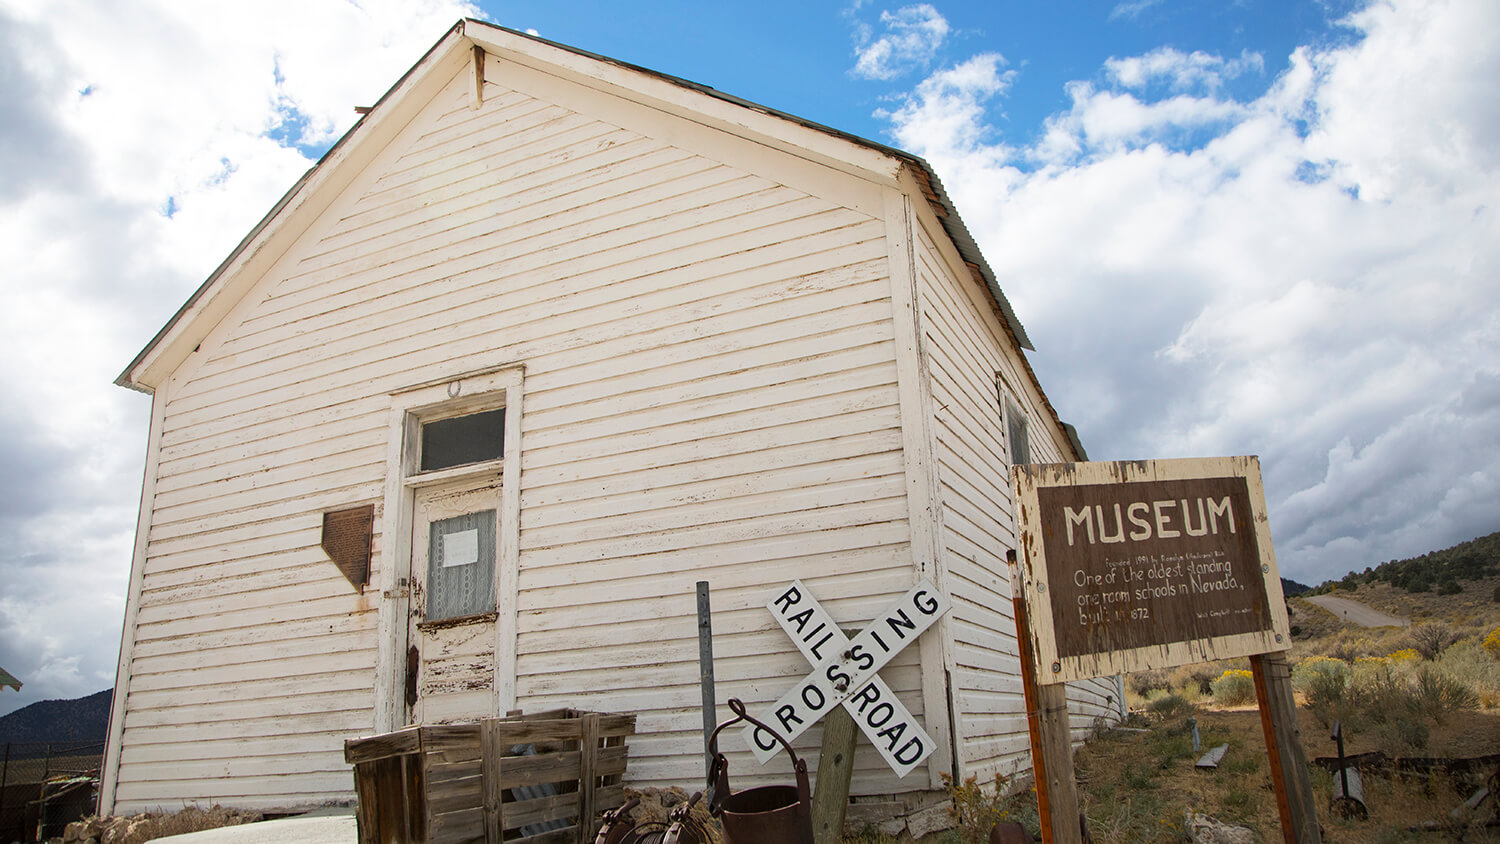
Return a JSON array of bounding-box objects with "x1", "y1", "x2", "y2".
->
[{"x1": 426, "y1": 509, "x2": 497, "y2": 620}]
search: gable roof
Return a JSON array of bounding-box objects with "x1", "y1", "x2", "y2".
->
[{"x1": 116, "y1": 20, "x2": 1078, "y2": 456}]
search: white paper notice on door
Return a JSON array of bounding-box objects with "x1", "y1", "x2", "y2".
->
[{"x1": 442, "y1": 529, "x2": 479, "y2": 568}]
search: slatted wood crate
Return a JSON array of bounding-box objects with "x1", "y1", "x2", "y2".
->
[{"x1": 344, "y1": 709, "x2": 635, "y2": 844}]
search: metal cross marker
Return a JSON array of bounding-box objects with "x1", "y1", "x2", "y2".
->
[{"x1": 742, "y1": 579, "x2": 950, "y2": 778}]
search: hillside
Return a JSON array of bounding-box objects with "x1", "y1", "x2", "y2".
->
[
  {"x1": 0, "y1": 688, "x2": 111, "y2": 748},
  {"x1": 1280, "y1": 577, "x2": 1311, "y2": 596},
  {"x1": 1313, "y1": 530, "x2": 1500, "y2": 595}
]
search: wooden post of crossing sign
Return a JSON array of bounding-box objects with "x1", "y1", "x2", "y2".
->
[{"x1": 743, "y1": 579, "x2": 950, "y2": 778}]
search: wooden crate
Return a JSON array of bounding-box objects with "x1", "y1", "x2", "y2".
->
[{"x1": 344, "y1": 709, "x2": 635, "y2": 844}]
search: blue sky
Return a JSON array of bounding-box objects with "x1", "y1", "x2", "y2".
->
[
  {"x1": 472, "y1": 0, "x2": 1359, "y2": 156},
  {"x1": 1, "y1": 0, "x2": 1496, "y2": 715}
]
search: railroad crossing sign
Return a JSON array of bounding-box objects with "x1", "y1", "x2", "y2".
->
[{"x1": 743, "y1": 579, "x2": 950, "y2": 778}]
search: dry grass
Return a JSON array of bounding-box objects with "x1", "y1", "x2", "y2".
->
[
  {"x1": 1071, "y1": 702, "x2": 1500, "y2": 842},
  {"x1": 1098, "y1": 583, "x2": 1500, "y2": 842}
]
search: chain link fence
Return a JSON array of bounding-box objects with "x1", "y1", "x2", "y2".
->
[{"x1": 0, "y1": 741, "x2": 104, "y2": 843}]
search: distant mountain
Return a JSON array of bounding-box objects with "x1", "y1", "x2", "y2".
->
[
  {"x1": 1281, "y1": 577, "x2": 1312, "y2": 596},
  {"x1": 1312, "y1": 530, "x2": 1500, "y2": 595},
  {"x1": 0, "y1": 689, "x2": 111, "y2": 749}
]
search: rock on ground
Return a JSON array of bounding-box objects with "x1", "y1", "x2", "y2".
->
[{"x1": 1185, "y1": 810, "x2": 1255, "y2": 844}]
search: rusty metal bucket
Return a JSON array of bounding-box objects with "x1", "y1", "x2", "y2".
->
[{"x1": 706, "y1": 698, "x2": 814, "y2": 844}]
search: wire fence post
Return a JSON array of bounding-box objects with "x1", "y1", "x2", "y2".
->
[
  {"x1": 38, "y1": 742, "x2": 53, "y2": 842},
  {"x1": 0, "y1": 742, "x2": 10, "y2": 833}
]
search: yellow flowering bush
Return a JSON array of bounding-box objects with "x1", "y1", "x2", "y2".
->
[{"x1": 1483, "y1": 626, "x2": 1500, "y2": 659}]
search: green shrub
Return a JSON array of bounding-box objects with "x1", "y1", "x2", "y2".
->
[
  {"x1": 1413, "y1": 665, "x2": 1479, "y2": 723},
  {"x1": 1170, "y1": 663, "x2": 1220, "y2": 696},
  {"x1": 1296, "y1": 657, "x2": 1351, "y2": 727},
  {"x1": 1407, "y1": 622, "x2": 1461, "y2": 660},
  {"x1": 1327, "y1": 631, "x2": 1376, "y2": 664},
  {"x1": 1292, "y1": 656, "x2": 1350, "y2": 693},
  {"x1": 1343, "y1": 665, "x2": 1431, "y2": 754},
  {"x1": 1437, "y1": 639, "x2": 1500, "y2": 707},
  {"x1": 1210, "y1": 669, "x2": 1256, "y2": 706},
  {"x1": 1372, "y1": 715, "x2": 1430, "y2": 754},
  {"x1": 1122, "y1": 762, "x2": 1158, "y2": 790},
  {"x1": 1127, "y1": 669, "x2": 1171, "y2": 697},
  {"x1": 1145, "y1": 692, "x2": 1193, "y2": 722},
  {"x1": 1311, "y1": 679, "x2": 1352, "y2": 727}
]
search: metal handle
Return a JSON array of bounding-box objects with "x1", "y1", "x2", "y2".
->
[
  {"x1": 706, "y1": 698, "x2": 802, "y2": 768},
  {"x1": 706, "y1": 698, "x2": 810, "y2": 819}
]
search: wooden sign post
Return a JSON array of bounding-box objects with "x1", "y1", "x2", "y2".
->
[
  {"x1": 1008, "y1": 550, "x2": 1078, "y2": 844},
  {"x1": 1011, "y1": 457, "x2": 1319, "y2": 844}
]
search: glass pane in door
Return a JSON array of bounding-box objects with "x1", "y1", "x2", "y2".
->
[{"x1": 425, "y1": 509, "x2": 497, "y2": 621}]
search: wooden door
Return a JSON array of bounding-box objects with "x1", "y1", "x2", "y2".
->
[{"x1": 407, "y1": 480, "x2": 503, "y2": 724}]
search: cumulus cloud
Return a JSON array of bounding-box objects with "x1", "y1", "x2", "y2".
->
[
  {"x1": 0, "y1": 0, "x2": 478, "y2": 716},
  {"x1": 882, "y1": 0, "x2": 1500, "y2": 584},
  {"x1": 885, "y1": 54, "x2": 1016, "y2": 159},
  {"x1": 851, "y1": 3, "x2": 951, "y2": 80},
  {"x1": 1106, "y1": 48, "x2": 1265, "y2": 92}
]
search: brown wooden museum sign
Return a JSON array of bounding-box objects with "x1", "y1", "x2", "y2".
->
[{"x1": 1013, "y1": 456, "x2": 1291, "y2": 684}]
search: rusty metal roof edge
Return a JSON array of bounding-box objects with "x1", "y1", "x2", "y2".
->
[
  {"x1": 461, "y1": 19, "x2": 1035, "y2": 352},
  {"x1": 914, "y1": 166, "x2": 1035, "y2": 351},
  {"x1": 1064, "y1": 423, "x2": 1089, "y2": 462}
]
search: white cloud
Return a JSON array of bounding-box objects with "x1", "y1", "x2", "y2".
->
[
  {"x1": 1035, "y1": 83, "x2": 1247, "y2": 162},
  {"x1": 852, "y1": 3, "x2": 951, "y2": 80},
  {"x1": 882, "y1": 0, "x2": 1500, "y2": 584},
  {"x1": 1305, "y1": 0, "x2": 1500, "y2": 202},
  {"x1": 886, "y1": 54, "x2": 1017, "y2": 160},
  {"x1": 1106, "y1": 48, "x2": 1265, "y2": 92},
  {"x1": 0, "y1": 0, "x2": 478, "y2": 716},
  {"x1": 1110, "y1": 0, "x2": 1164, "y2": 21}
]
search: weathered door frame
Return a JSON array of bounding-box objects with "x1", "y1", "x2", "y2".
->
[{"x1": 375, "y1": 364, "x2": 524, "y2": 734}]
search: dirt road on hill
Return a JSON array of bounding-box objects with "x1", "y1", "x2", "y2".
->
[{"x1": 1306, "y1": 593, "x2": 1410, "y2": 627}]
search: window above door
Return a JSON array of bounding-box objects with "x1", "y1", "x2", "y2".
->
[
  {"x1": 393, "y1": 365, "x2": 523, "y2": 489},
  {"x1": 419, "y1": 407, "x2": 505, "y2": 472}
]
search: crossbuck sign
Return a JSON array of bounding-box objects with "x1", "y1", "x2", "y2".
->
[{"x1": 743, "y1": 580, "x2": 951, "y2": 778}]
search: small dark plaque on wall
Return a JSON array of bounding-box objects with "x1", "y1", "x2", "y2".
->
[{"x1": 322, "y1": 505, "x2": 374, "y2": 590}]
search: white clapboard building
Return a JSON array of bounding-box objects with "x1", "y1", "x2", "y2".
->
[{"x1": 103, "y1": 19, "x2": 1123, "y2": 816}]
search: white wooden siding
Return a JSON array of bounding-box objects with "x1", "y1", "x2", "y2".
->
[
  {"x1": 114, "y1": 60, "x2": 926, "y2": 811},
  {"x1": 911, "y1": 221, "x2": 1120, "y2": 782}
]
